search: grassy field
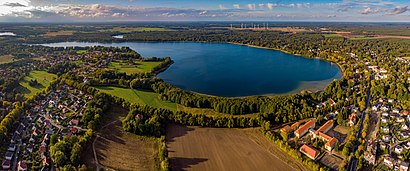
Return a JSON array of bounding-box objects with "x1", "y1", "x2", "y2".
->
[
  {"x1": 166, "y1": 124, "x2": 308, "y2": 171},
  {"x1": 17, "y1": 71, "x2": 57, "y2": 98},
  {"x1": 99, "y1": 27, "x2": 171, "y2": 33},
  {"x1": 108, "y1": 61, "x2": 162, "y2": 74},
  {"x1": 85, "y1": 106, "x2": 160, "y2": 171},
  {"x1": 43, "y1": 30, "x2": 75, "y2": 37},
  {"x1": 94, "y1": 86, "x2": 177, "y2": 111},
  {"x1": 0, "y1": 55, "x2": 14, "y2": 64},
  {"x1": 76, "y1": 50, "x2": 87, "y2": 54},
  {"x1": 323, "y1": 34, "x2": 342, "y2": 38}
]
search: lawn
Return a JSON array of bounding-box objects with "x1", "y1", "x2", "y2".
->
[
  {"x1": 17, "y1": 71, "x2": 57, "y2": 98},
  {"x1": 108, "y1": 61, "x2": 162, "y2": 74},
  {"x1": 0, "y1": 55, "x2": 15, "y2": 64},
  {"x1": 76, "y1": 50, "x2": 87, "y2": 54},
  {"x1": 323, "y1": 34, "x2": 342, "y2": 38},
  {"x1": 99, "y1": 27, "x2": 171, "y2": 33},
  {"x1": 94, "y1": 86, "x2": 177, "y2": 111}
]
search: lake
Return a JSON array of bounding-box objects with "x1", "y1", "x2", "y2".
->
[{"x1": 41, "y1": 42, "x2": 342, "y2": 97}]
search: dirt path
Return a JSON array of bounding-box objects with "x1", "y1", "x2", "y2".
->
[{"x1": 166, "y1": 124, "x2": 309, "y2": 171}]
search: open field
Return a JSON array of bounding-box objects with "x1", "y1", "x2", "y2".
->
[
  {"x1": 0, "y1": 55, "x2": 14, "y2": 64},
  {"x1": 99, "y1": 27, "x2": 171, "y2": 33},
  {"x1": 166, "y1": 124, "x2": 309, "y2": 171},
  {"x1": 94, "y1": 86, "x2": 177, "y2": 111},
  {"x1": 86, "y1": 106, "x2": 160, "y2": 171},
  {"x1": 108, "y1": 61, "x2": 162, "y2": 74},
  {"x1": 233, "y1": 27, "x2": 308, "y2": 33},
  {"x1": 323, "y1": 34, "x2": 342, "y2": 38},
  {"x1": 17, "y1": 71, "x2": 57, "y2": 98},
  {"x1": 43, "y1": 30, "x2": 75, "y2": 36}
]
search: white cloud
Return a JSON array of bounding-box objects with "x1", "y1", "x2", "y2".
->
[
  {"x1": 233, "y1": 4, "x2": 240, "y2": 9},
  {"x1": 360, "y1": 7, "x2": 381, "y2": 14},
  {"x1": 247, "y1": 4, "x2": 256, "y2": 10},
  {"x1": 219, "y1": 4, "x2": 226, "y2": 10}
]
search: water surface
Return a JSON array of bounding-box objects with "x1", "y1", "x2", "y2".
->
[{"x1": 41, "y1": 42, "x2": 342, "y2": 97}]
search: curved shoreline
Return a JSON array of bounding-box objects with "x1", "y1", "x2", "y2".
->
[{"x1": 38, "y1": 41, "x2": 343, "y2": 98}]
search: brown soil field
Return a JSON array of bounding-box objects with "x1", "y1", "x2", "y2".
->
[
  {"x1": 82, "y1": 106, "x2": 160, "y2": 171},
  {"x1": 43, "y1": 31, "x2": 74, "y2": 36},
  {"x1": 166, "y1": 124, "x2": 310, "y2": 171}
]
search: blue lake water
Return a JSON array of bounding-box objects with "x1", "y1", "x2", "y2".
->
[{"x1": 41, "y1": 42, "x2": 342, "y2": 97}]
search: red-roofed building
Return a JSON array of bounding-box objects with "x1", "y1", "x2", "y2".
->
[
  {"x1": 18, "y1": 161, "x2": 28, "y2": 171},
  {"x1": 300, "y1": 144, "x2": 320, "y2": 160},
  {"x1": 325, "y1": 138, "x2": 339, "y2": 151},
  {"x1": 280, "y1": 125, "x2": 292, "y2": 133},
  {"x1": 315, "y1": 120, "x2": 334, "y2": 135},
  {"x1": 294, "y1": 120, "x2": 316, "y2": 138},
  {"x1": 2, "y1": 160, "x2": 11, "y2": 170}
]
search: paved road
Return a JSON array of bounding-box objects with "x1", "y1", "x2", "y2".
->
[{"x1": 347, "y1": 78, "x2": 372, "y2": 171}]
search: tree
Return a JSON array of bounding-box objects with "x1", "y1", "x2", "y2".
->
[
  {"x1": 281, "y1": 131, "x2": 289, "y2": 141},
  {"x1": 53, "y1": 151, "x2": 67, "y2": 167}
]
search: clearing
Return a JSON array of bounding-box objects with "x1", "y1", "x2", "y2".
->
[
  {"x1": 93, "y1": 86, "x2": 177, "y2": 111},
  {"x1": 99, "y1": 27, "x2": 171, "y2": 33},
  {"x1": 43, "y1": 30, "x2": 75, "y2": 37},
  {"x1": 83, "y1": 106, "x2": 160, "y2": 171},
  {"x1": 17, "y1": 70, "x2": 57, "y2": 98},
  {"x1": 0, "y1": 55, "x2": 15, "y2": 64},
  {"x1": 108, "y1": 61, "x2": 162, "y2": 74},
  {"x1": 176, "y1": 104, "x2": 257, "y2": 118},
  {"x1": 166, "y1": 124, "x2": 309, "y2": 171}
]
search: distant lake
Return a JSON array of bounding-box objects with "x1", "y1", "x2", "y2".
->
[
  {"x1": 41, "y1": 42, "x2": 342, "y2": 97},
  {"x1": 0, "y1": 32, "x2": 16, "y2": 36}
]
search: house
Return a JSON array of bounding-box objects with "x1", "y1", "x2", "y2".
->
[
  {"x1": 402, "y1": 110, "x2": 409, "y2": 116},
  {"x1": 395, "y1": 145, "x2": 404, "y2": 154},
  {"x1": 382, "y1": 126, "x2": 390, "y2": 133},
  {"x1": 2, "y1": 160, "x2": 11, "y2": 170},
  {"x1": 280, "y1": 125, "x2": 292, "y2": 133},
  {"x1": 294, "y1": 120, "x2": 316, "y2": 138},
  {"x1": 8, "y1": 144, "x2": 16, "y2": 152},
  {"x1": 388, "y1": 99, "x2": 394, "y2": 103},
  {"x1": 393, "y1": 108, "x2": 401, "y2": 114},
  {"x1": 384, "y1": 155, "x2": 396, "y2": 168},
  {"x1": 382, "y1": 112, "x2": 389, "y2": 117},
  {"x1": 300, "y1": 144, "x2": 320, "y2": 160},
  {"x1": 381, "y1": 105, "x2": 390, "y2": 111},
  {"x1": 381, "y1": 117, "x2": 388, "y2": 124},
  {"x1": 291, "y1": 122, "x2": 300, "y2": 130},
  {"x1": 325, "y1": 137, "x2": 338, "y2": 151},
  {"x1": 5, "y1": 151, "x2": 13, "y2": 160},
  {"x1": 69, "y1": 119, "x2": 79, "y2": 126},
  {"x1": 43, "y1": 157, "x2": 51, "y2": 167},
  {"x1": 348, "y1": 113, "x2": 357, "y2": 126},
  {"x1": 18, "y1": 161, "x2": 28, "y2": 171},
  {"x1": 402, "y1": 124, "x2": 409, "y2": 131},
  {"x1": 397, "y1": 117, "x2": 406, "y2": 123},
  {"x1": 400, "y1": 160, "x2": 409, "y2": 171},
  {"x1": 383, "y1": 135, "x2": 392, "y2": 142}
]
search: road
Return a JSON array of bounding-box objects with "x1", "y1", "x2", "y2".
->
[{"x1": 347, "y1": 79, "x2": 372, "y2": 171}]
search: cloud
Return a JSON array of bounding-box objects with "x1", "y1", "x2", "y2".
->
[
  {"x1": 233, "y1": 4, "x2": 240, "y2": 9},
  {"x1": 327, "y1": 14, "x2": 336, "y2": 18},
  {"x1": 247, "y1": 4, "x2": 256, "y2": 10},
  {"x1": 3, "y1": 2, "x2": 27, "y2": 7},
  {"x1": 386, "y1": 6, "x2": 408, "y2": 15},
  {"x1": 360, "y1": 7, "x2": 381, "y2": 14},
  {"x1": 219, "y1": 4, "x2": 226, "y2": 10},
  {"x1": 267, "y1": 3, "x2": 276, "y2": 10}
]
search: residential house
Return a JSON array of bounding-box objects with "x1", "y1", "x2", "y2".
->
[
  {"x1": 400, "y1": 160, "x2": 409, "y2": 171},
  {"x1": 18, "y1": 161, "x2": 28, "y2": 171},
  {"x1": 2, "y1": 160, "x2": 11, "y2": 170},
  {"x1": 383, "y1": 126, "x2": 390, "y2": 133},
  {"x1": 395, "y1": 145, "x2": 404, "y2": 154},
  {"x1": 348, "y1": 113, "x2": 357, "y2": 126},
  {"x1": 300, "y1": 144, "x2": 320, "y2": 160},
  {"x1": 384, "y1": 155, "x2": 396, "y2": 168}
]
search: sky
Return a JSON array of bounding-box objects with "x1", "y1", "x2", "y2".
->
[{"x1": 0, "y1": 0, "x2": 409, "y2": 22}]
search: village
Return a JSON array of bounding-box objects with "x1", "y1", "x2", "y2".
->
[{"x1": 1, "y1": 84, "x2": 92, "y2": 170}]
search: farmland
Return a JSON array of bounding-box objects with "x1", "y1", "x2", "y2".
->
[
  {"x1": 99, "y1": 27, "x2": 171, "y2": 33},
  {"x1": 108, "y1": 61, "x2": 162, "y2": 74},
  {"x1": 93, "y1": 86, "x2": 177, "y2": 111},
  {"x1": 43, "y1": 30, "x2": 75, "y2": 37},
  {"x1": 0, "y1": 55, "x2": 14, "y2": 64},
  {"x1": 17, "y1": 70, "x2": 57, "y2": 97},
  {"x1": 166, "y1": 124, "x2": 306, "y2": 171},
  {"x1": 91, "y1": 106, "x2": 161, "y2": 171}
]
